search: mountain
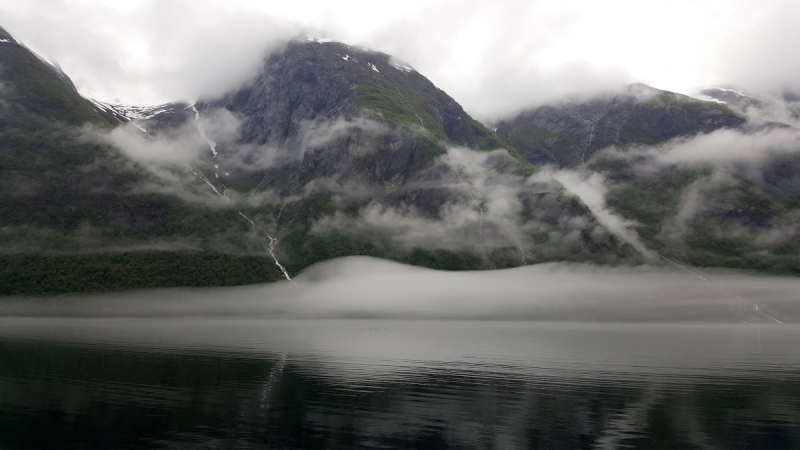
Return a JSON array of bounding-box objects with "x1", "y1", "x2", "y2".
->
[
  {"x1": 515, "y1": 85, "x2": 800, "y2": 275},
  {"x1": 0, "y1": 32, "x2": 639, "y2": 295},
  {"x1": 490, "y1": 82, "x2": 800, "y2": 275},
  {"x1": 179, "y1": 37, "x2": 640, "y2": 276},
  {"x1": 204, "y1": 37, "x2": 515, "y2": 153},
  {"x1": 495, "y1": 83, "x2": 746, "y2": 167}
]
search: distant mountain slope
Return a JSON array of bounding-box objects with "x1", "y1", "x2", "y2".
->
[{"x1": 496, "y1": 84, "x2": 746, "y2": 167}]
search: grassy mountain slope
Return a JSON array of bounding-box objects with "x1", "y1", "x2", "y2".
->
[{"x1": 0, "y1": 29, "x2": 111, "y2": 126}]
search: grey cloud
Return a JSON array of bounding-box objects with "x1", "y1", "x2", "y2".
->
[
  {"x1": 4, "y1": 0, "x2": 800, "y2": 120},
  {"x1": 216, "y1": 116, "x2": 391, "y2": 172},
  {"x1": 714, "y1": 2, "x2": 800, "y2": 96},
  {"x1": 0, "y1": 0, "x2": 296, "y2": 104},
  {"x1": 310, "y1": 146, "x2": 534, "y2": 252},
  {"x1": 552, "y1": 170, "x2": 654, "y2": 259},
  {"x1": 602, "y1": 127, "x2": 800, "y2": 169},
  {"x1": 364, "y1": 0, "x2": 631, "y2": 121},
  {"x1": 308, "y1": 146, "x2": 621, "y2": 262},
  {"x1": 105, "y1": 122, "x2": 207, "y2": 165}
]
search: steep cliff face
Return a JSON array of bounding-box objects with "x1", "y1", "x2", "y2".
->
[{"x1": 496, "y1": 84, "x2": 746, "y2": 167}]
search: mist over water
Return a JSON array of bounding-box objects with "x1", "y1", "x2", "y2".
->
[{"x1": 3, "y1": 256, "x2": 800, "y2": 323}]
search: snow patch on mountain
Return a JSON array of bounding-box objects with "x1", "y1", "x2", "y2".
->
[
  {"x1": 94, "y1": 100, "x2": 176, "y2": 120},
  {"x1": 706, "y1": 87, "x2": 752, "y2": 98},
  {"x1": 83, "y1": 93, "x2": 189, "y2": 126},
  {"x1": 303, "y1": 35, "x2": 340, "y2": 44},
  {"x1": 692, "y1": 94, "x2": 727, "y2": 104},
  {"x1": 389, "y1": 57, "x2": 414, "y2": 73}
]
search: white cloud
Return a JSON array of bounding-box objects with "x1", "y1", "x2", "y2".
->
[
  {"x1": 552, "y1": 170, "x2": 654, "y2": 259},
  {"x1": 2, "y1": 0, "x2": 798, "y2": 118},
  {"x1": 604, "y1": 127, "x2": 800, "y2": 168}
]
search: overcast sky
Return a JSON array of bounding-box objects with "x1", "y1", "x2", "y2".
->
[{"x1": 1, "y1": 0, "x2": 798, "y2": 120}]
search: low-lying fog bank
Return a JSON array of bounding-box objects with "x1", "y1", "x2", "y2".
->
[{"x1": 1, "y1": 257, "x2": 799, "y2": 323}]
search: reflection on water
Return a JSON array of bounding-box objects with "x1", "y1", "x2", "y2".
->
[{"x1": 0, "y1": 319, "x2": 799, "y2": 449}]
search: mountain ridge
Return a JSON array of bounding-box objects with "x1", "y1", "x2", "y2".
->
[{"x1": 495, "y1": 83, "x2": 746, "y2": 167}]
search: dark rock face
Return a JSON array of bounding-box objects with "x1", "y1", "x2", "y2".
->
[
  {"x1": 496, "y1": 84, "x2": 746, "y2": 167},
  {"x1": 188, "y1": 38, "x2": 520, "y2": 199},
  {"x1": 206, "y1": 40, "x2": 360, "y2": 145},
  {"x1": 202, "y1": 39, "x2": 507, "y2": 151}
]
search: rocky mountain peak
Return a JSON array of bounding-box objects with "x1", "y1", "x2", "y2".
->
[{"x1": 201, "y1": 37, "x2": 509, "y2": 153}]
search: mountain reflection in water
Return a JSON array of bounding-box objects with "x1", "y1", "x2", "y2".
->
[{"x1": 0, "y1": 318, "x2": 799, "y2": 449}]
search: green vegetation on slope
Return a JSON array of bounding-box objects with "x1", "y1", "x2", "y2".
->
[
  {"x1": 354, "y1": 85, "x2": 447, "y2": 140},
  {"x1": 592, "y1": 153, "x2": 800, "y2": 275},
  {"x1": 0, "y1": 42, "x2": 110, "y2": 126},
  {"x1": 0, "y1": 252, "x2": 283, "y2": 295}
]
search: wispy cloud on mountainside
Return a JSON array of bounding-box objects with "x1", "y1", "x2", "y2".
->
[
  {"x1": 310, "y1": 145, "x2": 629, "y2": 260},
  {"x1": 97, "y1": 108, "x2": 627, "y2": 261},
  {"x1": 551, "y1": 170, "x2": 653, "y2": 259},
  {"x1": 602, "y1": 127, "x2": 800, "y2": 169}
]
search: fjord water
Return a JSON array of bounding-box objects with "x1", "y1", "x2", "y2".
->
[{"x1": 2, "y1": 258, "x2": 800, "y2": 449}]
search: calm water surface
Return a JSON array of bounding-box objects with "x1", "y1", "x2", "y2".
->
[{"x1": 1, "y1": 318, "x2": 799, "y2": 449}]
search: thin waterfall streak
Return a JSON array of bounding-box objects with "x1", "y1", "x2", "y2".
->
[
  {"x1": 652, "y1": 248, "x2": 781, "y2": 324},
  {"x1": 507, "y1": 225, "x2": 527, "y2": 265},
  {"x1": 237, "y1": 210, "x2": 294, "y2": 282},
  {"x1": 276, "y1": 202, "x2": 287, "y2": 222},
  {"x1": 188, "y1": 110, "x2": 293, "y2": 283},
  {"x1": 189, "y1": 166, "x2": 222, "y2": 197},
  {"x1": 191, "y1": 105, "x2": 218, "y2": 157},
  {"x1": 583, "y1": 121, "x2": 597, "y2": 168}
]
